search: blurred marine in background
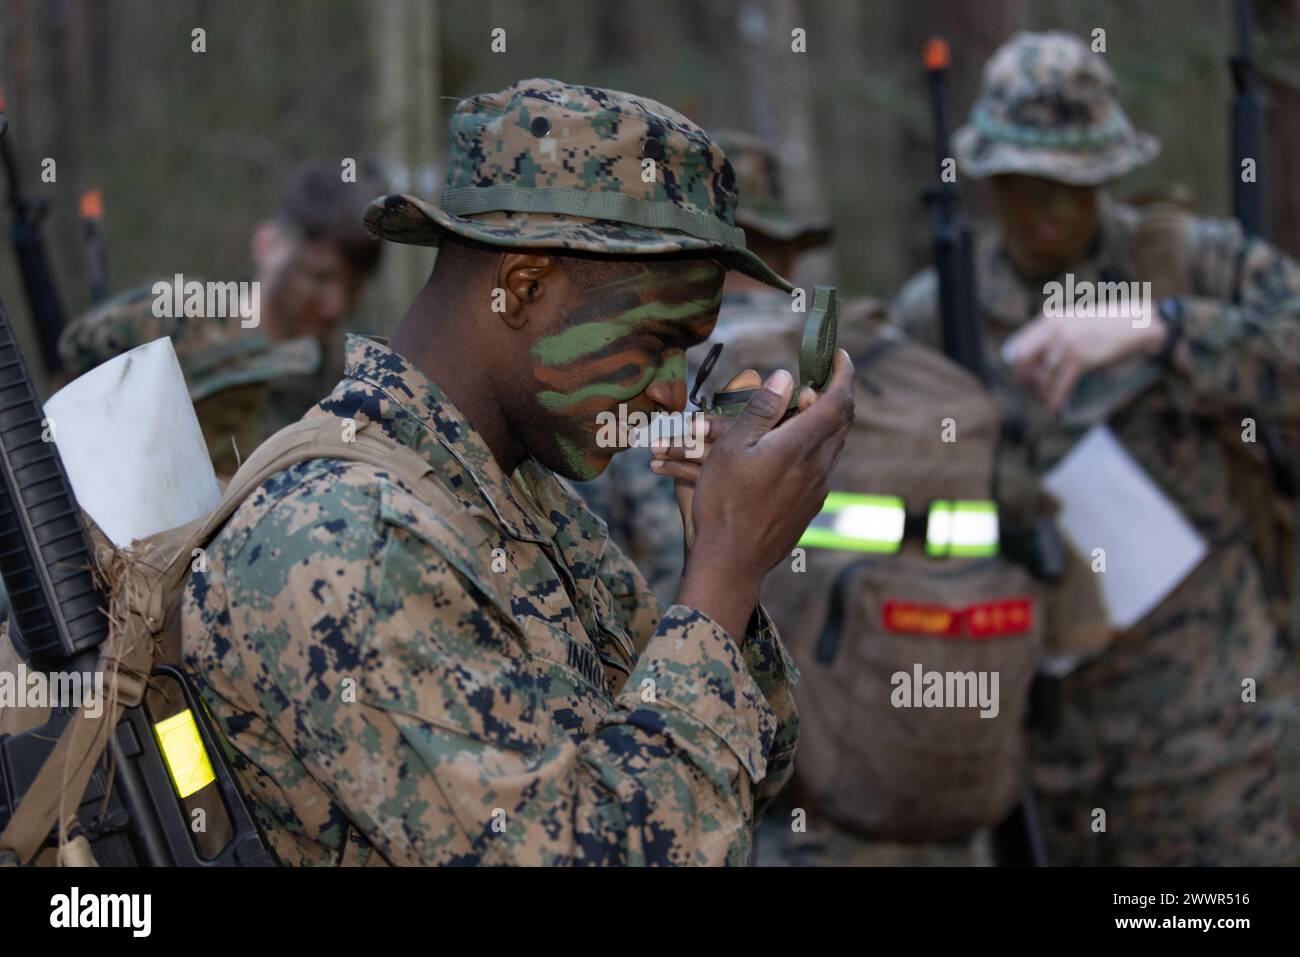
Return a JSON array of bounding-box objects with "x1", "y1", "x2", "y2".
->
[
  {"x1": 894, "y1": 31, "x2": 1300, "y2": 866},
  {"x1": 56, "y1": 162, "x2": 384, "y2": 476}
]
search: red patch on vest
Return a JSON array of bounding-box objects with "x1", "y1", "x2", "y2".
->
[
  {"x1": 882, "y1": 601, "x2": 962, "y2": 636},
  {"x1": 882, "y1": 598, "x2": 1033, "y2": 638}
]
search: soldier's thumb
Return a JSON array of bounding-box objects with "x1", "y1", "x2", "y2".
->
[{"x1": 732, "y1": 370, "x2": 793, "y2": 446}]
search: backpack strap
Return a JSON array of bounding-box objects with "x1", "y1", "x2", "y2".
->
[
  {"x1": 0, "y1": 623, "x2": 153, "y2": 865},
  {"x1": 0, "y1": 415, "x2": 458, "y2": 865},
  {"x1": 157, "y1": 415, "x2": 458, "y2": 603}
]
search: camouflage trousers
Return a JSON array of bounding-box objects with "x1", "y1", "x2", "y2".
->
[
  {"x1": 1035, "y1": 749, "x2": 1297, "y2": 866},
  {"x1": 753, "y1": 812, "x2": 993, "y2": 867}
]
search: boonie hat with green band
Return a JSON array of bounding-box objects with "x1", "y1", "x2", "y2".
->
[
  {"x1": 363, "y1": 78, "x2": 794, "y2": 292},
  {"x1": 953, "y1": 31, "x2": 1160, "y2": 186}
]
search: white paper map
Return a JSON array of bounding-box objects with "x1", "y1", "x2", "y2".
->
[
  {"x1": 1042, "y1": 425, "x2": 1207, "y2": 631},
  {"x1": 45, "y1": 337, "x2": 221, "y2": 549}
]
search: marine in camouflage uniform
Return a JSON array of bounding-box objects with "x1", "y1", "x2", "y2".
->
[
  {"x1": 182, "y1": 80, "x2": 857, "y2": 865},
  {"x1": 59, "y1": 286, "x2": 321, "y2": 478},
  {"x1": 578, "y1": 130, "x2": 832, "y2": 606},
  {"x1": 893, "y1": 32, "x2": 1300, "y2": 865}
]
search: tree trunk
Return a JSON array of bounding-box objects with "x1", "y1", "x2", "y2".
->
[{"x1": 368, "y1": 0, "x2": 440, "y2": 336}]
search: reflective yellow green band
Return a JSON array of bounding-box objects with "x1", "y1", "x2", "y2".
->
[
  {"x1": 153, "y1": 709, "x2": 216, "y2": 799},
  {"x1": 926, "y1": 499, "x2": 999, "y2": 557},
  {"x1": 799, "y1": 493, "x2": 906, "y2": 553},
  {"x1": 799, "y1": 493, "x2": 999, "y2": 557}
]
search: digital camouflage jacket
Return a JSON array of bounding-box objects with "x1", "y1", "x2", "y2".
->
[{"x1": 182, "y1": 334, "x2": 798, "y2": 866}]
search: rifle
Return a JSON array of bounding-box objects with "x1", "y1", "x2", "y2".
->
[
  {"x1": 1226, "y1": 1, "x2": 1300, "y2": 644},
  {"x1": 921, "y1": 39, "x2": 1049, "y2": 866},
  {"x1": 0, "y1": 285, "x2": 272, "y2": 866},
  {"x1": 0, "y1": 120, "x2": 271, "y2": 865},
  {"x1": 0, "y1": 96, "x2": 67, "y2": 377},
  {"x1": 921, "y1": 38, "x2": 983, "y2": 380},
  {"x1": 1229, "y1": 0, "x2": 1270, "y2": 240},
  {"x1": 80, "y1": 189, "x2": 109, "y2": 306},
  {"x1": 1226, "y1": 0, "x2": 1292, "y2": 491}
]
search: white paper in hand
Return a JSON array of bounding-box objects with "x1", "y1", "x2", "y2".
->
[
  {"x1": 45, "y1": 337, "x2": 221, "y2": 549},
  {"x1": 1042, "y1": 424, "x2": 1207, "y2": 631}
]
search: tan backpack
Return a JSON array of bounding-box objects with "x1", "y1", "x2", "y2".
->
[
  {"x1": 0, "y1": 415, "x2": 458, "y2": 866},
  {"x1": 713, "y1": 303, "x2": 1088, "y2": 842}
]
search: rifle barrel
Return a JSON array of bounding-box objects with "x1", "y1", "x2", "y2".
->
[
  {"x1": 921, "y1": 37, "x2": 983, "y2": 379},
  {"x1": 0, "y1": 111, "x2": 68, "y2": 375},
  {"x1": 1229, "y1": 0, "x2": 1269, "y2": 239}
]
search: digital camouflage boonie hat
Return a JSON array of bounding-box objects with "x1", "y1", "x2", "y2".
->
[
  {"x1": 953, "y1": 31, "x2": 1160, "y2": 186},
  {"x1": 364, "y1": 79, "x2": 794, "y2": 292},
  {"x1": 713, "y1": 129, "x2": 832, "y2": 249},
  {"x1": 58, "y1": 283, "x2": 320, "y2": 402}
]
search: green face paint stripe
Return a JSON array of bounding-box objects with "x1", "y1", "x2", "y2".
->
[
  {"x1": 678, "y1": 263, "x2": 724, "y2": 284},
  {"x1": 654, "y1": 351, "x2": 687, "y2": 385},
  {"x1": 531, "y1": 293, "x2": 723, "y2": 366},
  {"x1": 555, "y1": 434, "x2": 596, "y2": 478},
  {"x1": 532, "y1": 319, "x2": 639, "y2": 366},
  {"x1": 617, "y1": 293, "x2": 722, "y2": 323},
  {"x1": 537, "y1": 365, "x2": 659, "y2": 411}
]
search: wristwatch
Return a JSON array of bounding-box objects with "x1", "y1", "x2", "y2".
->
[{"x1": 1156, "y1": 296, "x2": 1185, "y2": 367}]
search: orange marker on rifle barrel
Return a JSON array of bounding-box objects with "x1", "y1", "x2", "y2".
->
[
  {"x1": 923, "y1": 37, "x2": 950, "y2": 72},
  {"x1": 80, "y1": 188, "x2": 103, "y2": 221},
  {"x1": 80, "y1": 188, "x2": 109, "y2": 304}
]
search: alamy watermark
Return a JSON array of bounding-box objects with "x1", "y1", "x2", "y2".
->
[
  {"x1": 0, "y1": 664, "x2": 104, "y2": 718},
  {"x1": 595, "y1": 405, "x2": 706, "y2": 458},
  {"x1": 152, "y1": 273, "x2": 260, "y2": 328},
  {"x1": 890, "y1": 664, "x2": 1000, "y2": 719},
  {"x1": 50, "y1": 887, "x2": 151, "y2": 937},
  {"x1": 1042, "y1": 274, "x2": 1151, "y2": 328}
]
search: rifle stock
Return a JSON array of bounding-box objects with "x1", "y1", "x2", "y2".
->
[{"x1": 1229, "y1": 0, "x2": 1270, "y2": 239}]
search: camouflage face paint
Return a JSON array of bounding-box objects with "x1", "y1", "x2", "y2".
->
[
  {"x1": 529, "y1": 259, "x2": 723, "y2": 478},
  {"x1": 555, "y1": 434, "x2": 596, "y2": 480},
  {"x1": 531, "y1": 281, "x2": 722, "y2": 366},
  {"x1": 536, "y1": 365, "x2": 659, "y2": 414}
]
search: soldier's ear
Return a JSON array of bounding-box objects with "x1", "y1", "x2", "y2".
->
[{"x1": 497, "y1": 253, "x2": 554, "y2": 329}]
